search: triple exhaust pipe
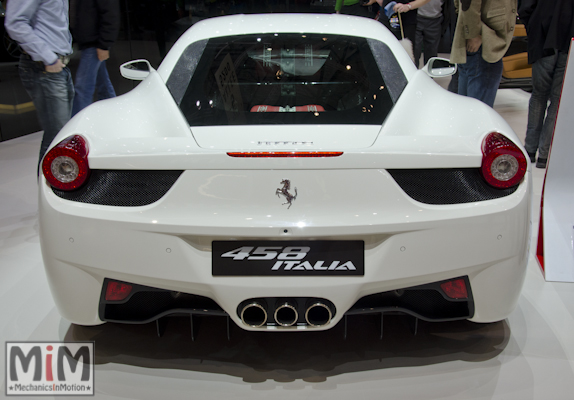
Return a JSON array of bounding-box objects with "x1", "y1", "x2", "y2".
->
[{"x1": 240, "y1": 298, "x2": 334, "y2": 328}]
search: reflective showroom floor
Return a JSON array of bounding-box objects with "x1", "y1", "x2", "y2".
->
[{"x1": 1, "y1": 87, "x2": 573, "y2": 399}]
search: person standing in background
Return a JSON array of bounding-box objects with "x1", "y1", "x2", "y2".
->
[
  {"x1": 70, "y1": 0, "x2": 120, "y2": 117},
  {"x1": 414, "y1": 0, "x2": 444, "y2": 67},
  {"x1": 450, "y1": 0, "x2": 516, "y2": 108},
  {"x1": 5, "y1": 0, "x2": 74, "y2": 164},
  {"x1": 519, "y1": 0, "x2": 574, "y2": 168},
  {"x1": 364, "y1": 0, "x2": 432, "y2": 48}
]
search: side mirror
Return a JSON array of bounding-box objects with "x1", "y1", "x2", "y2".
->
[
  {"x1": 120, "y1": 60, "x2": 154, "y2": 80},
  {"x1": 423, "y1": 57, "x2": 457, "y2": 78}
]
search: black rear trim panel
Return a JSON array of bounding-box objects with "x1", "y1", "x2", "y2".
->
[
  {"x1": 99, "y1": 276, "x2": 473, "y2": 325},
  {"x1": 99, "y1": 279, "x2": 226, "y2": 324},
  {"x1": 388, "y1": 168, "x2": 518, "y2": 204},
  {"x1": 347, "y1": 276, "x2": 474, "y2": 322},
  {"x1": 51, "y1": 170, "x2": 183, "y2": 206}
]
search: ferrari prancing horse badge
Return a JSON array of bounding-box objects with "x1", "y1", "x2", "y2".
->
[{"x1": 276, "y1": 179, "x2": 297, "y2": 209}]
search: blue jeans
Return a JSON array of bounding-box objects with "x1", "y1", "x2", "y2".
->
[
  {"x1": 72, "y1": 47, "x2": 116, "y2": 117},
  {"x1": 524, "y1": 51, "x2": 568, "y2": 159},
  {"x1": 458, "y1": 48, "x2": 503, "y2": 108},
  {"x1": 19, "y1": 54, "x2": 74, "y2": 164}
]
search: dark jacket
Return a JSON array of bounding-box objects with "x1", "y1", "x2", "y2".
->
[
  {"x1": 70, "y1": 0, "x2": 120, "y2": 50},
  {"x1": 519, "y1": 0, "x2": 574, "y2": 64},
  {"x1": 441, "y1": 0, "x2": 455, "y2": 36}
]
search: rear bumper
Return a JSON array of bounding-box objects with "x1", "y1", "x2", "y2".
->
[{"x1": 39, "y1": 169, "x2": 531, "y2": 330}]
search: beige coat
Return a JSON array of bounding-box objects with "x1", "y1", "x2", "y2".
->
[{"x1": 450, "y1": 0, "x2": 517, "y2": 64}]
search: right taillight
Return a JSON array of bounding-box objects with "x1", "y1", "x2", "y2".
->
[
  {"x1": 42, "y1": 135, "x2": 90, "y2": 191},
  {"x1": 481, "y1": 132, "x2": 527, "y2": 189}
]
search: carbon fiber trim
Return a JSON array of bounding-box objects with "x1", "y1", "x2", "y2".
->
[
  {"x1": 387, "y1": 169, "x2": 519, "y2": 205},
  {"x1": 51, "y1": 170, "x2": 183, "y2": 206},
  {"x1": 368, "y1": 38, "x2": 407, "y2": 103}
]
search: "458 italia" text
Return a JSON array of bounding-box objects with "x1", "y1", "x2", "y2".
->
[{"x1": 220, "y1": 246, "x2": 357, "y2": 271}]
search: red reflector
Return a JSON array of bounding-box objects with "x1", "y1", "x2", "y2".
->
[
  {"x1": 227, "y1": 152, "x2": 343, "y2": 158},
  {"x1": 105, "y1": 281, "x2": 133, "y2": 301},
  {"x1": 440, "y1": 279, "x2": 468, "y2": 299}
]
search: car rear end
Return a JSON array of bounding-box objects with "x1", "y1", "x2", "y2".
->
[{"x1": 39, "y1": 14, "x2": 531, "y2": 332}]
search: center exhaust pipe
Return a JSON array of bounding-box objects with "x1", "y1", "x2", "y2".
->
[
  {"x1": 305, "y1": 302, "x2": 333, "y2": 327},
  {"x1": 274, "y1": 301, "x2": 298, "y2": 327},
  {"x1": 240, "y1": 301, "x2": 268, "y2": 327}
]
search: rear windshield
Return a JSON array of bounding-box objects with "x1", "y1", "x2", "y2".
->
[{"x1": 175, "y1": 33, "x2": 395, "y2": 126}]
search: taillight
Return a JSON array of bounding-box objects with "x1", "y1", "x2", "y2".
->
[
  {"x1": 42, "y1": 135, "x2": 90, "y2": 191},
  {"x1": 105, "y1": 281, "x2": 133, "y2": 301},
  {"x1": 481, "y1": 132, "x2": 527, "y2": 189},
  {"x1": 440, "y1": 278, "x2": 468, "y2": 299}
]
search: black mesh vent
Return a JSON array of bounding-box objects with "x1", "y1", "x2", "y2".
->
[
  {"x1": 102, "y1": 290, "x2": 226, "y2": 323},
  {"x1": 387, "y1": 169, "x2": 518, "y2": 205},
  {"x1": 350, "y1": 290, "x2": 470, "y2": 321},
  {"x1": 51, "y1": 170, "x2": 183, "y2": 206},
  {"x1": 348, "y1": 276, "x2": 474, "y2": 322}
]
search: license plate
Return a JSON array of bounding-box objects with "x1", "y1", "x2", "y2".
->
[{"x1": 212, "y1": 240, "x2": 364, "y2": 276}]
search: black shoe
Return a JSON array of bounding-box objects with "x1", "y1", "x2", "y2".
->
[
  {"x1": 536, "y1": 158, "x2": 547, "y2": 168},
  {"x1": 527, "y1": 152, "x2": 536, "y2": 163}
]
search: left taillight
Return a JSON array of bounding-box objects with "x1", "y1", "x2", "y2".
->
[
  {"x1": 42, "y1": 135, "x2": 90, "y2": 191},
  {"x1": 481, "y1": 132, "x2": 527, "y2": 189}
]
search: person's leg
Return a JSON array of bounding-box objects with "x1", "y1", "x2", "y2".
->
[
  {"x1": 457, "y1": 51, "x2": 480, "y2": 97},
  {"x1": 422, "y1": 16, "x2": 442, "y2": 65},
  {"x1": 37, "y1": 68, "x2": 74, "y2": 163},
  {"x1": 95, "y1": 61, "x2": 117, "y2": 101},
  {"x1": 457, "y1": 66, "x2": 468, "y2": 96},
  {"x1": 72, "y1": 47, "x2": 101, "y2": 116},
  {"x1": 538, "y1": 51, "x2": 568, "y2": 161},
  {"x1": 447, "y1": 69, "x2": 459, "y2": 93},
  {"x1": 524, "y1": 54, "x2": 554, "y2": 159},
  {"x1": 19, "y1": 55, "x2": 74, "y2": 164},
  {"x1": 464, "y1": 48, "x2": 503, "y2": 107},
  {"x1": 414, "y1": 16, "x2": 425, "y2": 68},
  {"x1": 19, "y1": 56, "x2": 50, "y2": 134}
]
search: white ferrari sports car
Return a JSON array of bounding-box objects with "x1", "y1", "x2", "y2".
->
[{"x1": 39, "y1": 14, "x2": 531, "y2": 334}]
